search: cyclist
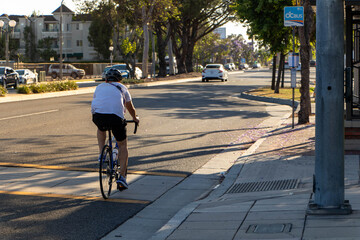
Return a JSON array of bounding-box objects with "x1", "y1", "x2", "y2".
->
[{"x1": 91, "y1": 68, "x2": 139, "y2": 190}]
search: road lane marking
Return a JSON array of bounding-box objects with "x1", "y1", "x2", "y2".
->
[
  {"x1": 0, "y1": 109, "x2": 59, "y2": 121},
  {"x1": 0, "y1": 190, "x2": 150, "y2": 204},
  {"x1": 0, "y1": 162, "x2": 188, "y2": 178}
]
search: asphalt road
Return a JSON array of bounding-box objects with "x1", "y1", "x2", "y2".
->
[
  {"x1": 0, "y1": 69, "x2": 273, "y2": 240},
  {"x1": 0, "y1": 70, "x2": 270, "y2": 173}
]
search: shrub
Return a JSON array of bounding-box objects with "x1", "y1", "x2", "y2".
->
[
  {"x1": 16, "y1": 80, "x2": 79, "y2": 94},
  {"x1": 122, "y1": 79, "x2": 144, "y2": 84},
  {"x1": 17, "y1": 85, "x2": 32, "y2": 94},
  {"x1": 0, "y1": 86, "x2": 7, "y2": 97}
]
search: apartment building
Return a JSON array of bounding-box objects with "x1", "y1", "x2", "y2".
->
[{"x1": 0, "y1": 4, "x2": 98, "y2": 61}]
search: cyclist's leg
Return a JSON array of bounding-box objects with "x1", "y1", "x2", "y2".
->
[
  {"x1": 117, "y1": 138, "x2": 128, "y2": 177},
  {"x1": 93, "y1": 113, "x2": 110, "y2": 154},
  {"x1": 97, "y1": 129, "x2": 106, "y2": 153}
]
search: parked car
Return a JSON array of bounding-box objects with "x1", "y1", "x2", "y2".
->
[
  {"x1": 134, "y1": 67, "x2": 143, "y2": 79},
  {"x1": 224, "y1": 63, "x2": 233, "y2": 71},
  {"x1": 48, "y1": 64, "x2": 85, "y2": 79},
  {"x1": 239, "y1": 63, "x2": 249, "y2": 70},
  {"x1": 310, "y1": 60, "x2": 316, "y2": 67},
  {"x1": 0, "y1": 66, "x2": 20, "y2": 88},
  {"x1": 202, "y1": 64, "x2": 228, "y2": 82},
  {"x1": 252, "y1": 63, "x2": 261, "y2": 68},
  {"x1": 16, "y1": 69, "x2": 37, "y2": 84},
  {"x1": 193, "y1": 64, "x2": 204, "y2": 72},
  {"x1": 229, "y1": 63, "x2": 237, "y2": 70},
  {"x1": 102, "y1": 64, "x2": 131, "y2": 80},
  {"x1": 284, "y1": 61, "x2": 290, "y2": 69}
]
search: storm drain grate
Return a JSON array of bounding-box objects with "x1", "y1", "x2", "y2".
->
[
  {"x1": 227, "y1": 179, "x2": 299, "y2": 193},
  {"x1": 246, "y1": 223, "x2": 292, "y2": 233}
]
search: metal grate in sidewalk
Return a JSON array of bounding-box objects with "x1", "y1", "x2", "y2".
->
[{"x1": 227, "y1": 179, "x2": 299, "y2": 194}]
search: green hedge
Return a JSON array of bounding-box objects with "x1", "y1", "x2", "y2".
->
[
  {"x1": 0, "y1": 86, "x2": 7, "y2": 97},
  {"x1": 17, "y1": 81, "x2": 78, "y2": 94}
]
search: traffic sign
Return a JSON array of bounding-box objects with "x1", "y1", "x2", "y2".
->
[
  {"x1": 284, "y1": 6, "x2": 304, "y2": 27},
  {"x1": 288, "y1": 52, "x2": 299, "y2": 67}
]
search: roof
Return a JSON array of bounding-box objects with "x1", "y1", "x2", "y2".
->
[
  {"x1": 72, "y1": 14, "x2": 92, "y2": 22},
  {"x1": 43, "y1": 15, "x2": 58, "y2": 22},
  {"x1": 52, "y1": 4, "x2": 74, "y2": 14},
  {"x1": 0, "y1": 14, "x2": 25, "y2": 22}
]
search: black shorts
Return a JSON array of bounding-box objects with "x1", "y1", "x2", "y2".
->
[{"x1": 92, "y1": 113, "x2": 127, "y2": 141}]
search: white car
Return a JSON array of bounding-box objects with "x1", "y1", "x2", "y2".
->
[
  {"x1": 202, "y1": 64, "x2": 228, "y2": 82},
  {"x1": 16, "y1": 69, "x2": 37, "y2": 84},
  {"x1": 134, "y1": 67, "x2": 142, "y2": 79}
]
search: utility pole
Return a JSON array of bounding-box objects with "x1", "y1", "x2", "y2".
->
[
  {"x1": 59, "y1": 0, "x2": 64, "y2": 80},
  {"x1": 307, "y1": 0, "x2": 352, "y2": 215}
]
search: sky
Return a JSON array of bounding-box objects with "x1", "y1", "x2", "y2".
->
[{"x1": 1, "y1": 0, "x2": 248, "y2": 39}]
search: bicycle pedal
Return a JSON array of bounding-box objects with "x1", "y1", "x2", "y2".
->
[{"x1": 117, "y1": 184, "x2": 127, "y2": 192}]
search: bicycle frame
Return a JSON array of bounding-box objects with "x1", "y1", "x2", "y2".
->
[{"x1": 99, "y1": 120, "x2": 138, "y2": 199}]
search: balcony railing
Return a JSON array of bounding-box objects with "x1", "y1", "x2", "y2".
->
[{"x1": 42, "y1": 29, "x2": 59, "y2": 32}]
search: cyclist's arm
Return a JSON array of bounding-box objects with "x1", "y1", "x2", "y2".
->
[{"x1": 125, "y1": 101, "x2": 139, "y2": 124}]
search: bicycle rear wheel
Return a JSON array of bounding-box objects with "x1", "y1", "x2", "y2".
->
[{"x1": 99, "y1": 145, "x2": 113, "y2": 199}]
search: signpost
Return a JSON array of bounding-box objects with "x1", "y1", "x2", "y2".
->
[{"x1": 284, "y1": 6, "x2": 303, "y2": 128}]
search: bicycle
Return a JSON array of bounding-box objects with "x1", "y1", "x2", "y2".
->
[{"x1": 99, "y1": 120, "x2": 138, "y2": 199}]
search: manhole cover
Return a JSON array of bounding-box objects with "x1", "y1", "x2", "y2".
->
[
  {"x1": 227, "y1": 179, "x2": 299, "y2": 193},
  {"x1": 247, "y1": 223, "x2": 292, "y2": 233}
]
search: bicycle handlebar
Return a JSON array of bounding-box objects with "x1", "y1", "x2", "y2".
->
[{"x1": 126, "y1": 120, "x2": 138, "y2": 134}]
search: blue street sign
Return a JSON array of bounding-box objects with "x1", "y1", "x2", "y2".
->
[{"x1": 284, "y1": 6, "x2": 304, "y2": 27}]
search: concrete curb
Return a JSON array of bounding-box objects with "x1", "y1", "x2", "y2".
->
[{"x1": 240, "y1": 90, "x2": 300, "y2": 109}]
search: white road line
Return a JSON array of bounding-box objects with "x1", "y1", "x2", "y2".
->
[{"x1": 0, "y1": 109, "x2": 59, "y2": 121}]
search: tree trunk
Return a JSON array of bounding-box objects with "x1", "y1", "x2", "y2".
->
[
  {"x1": 281, "y1": 58, "x2": 285, "y2": 88},
  {"x1": 141, "y1": 7, "x2": 149, "y2": 78},
  {"x1": 275, "y1": 53, "x2": 285, "y2": 93},
  {"x1": 155, "y1": 22, "x2": 169, "y2": 77},
  {"x1": 271, "y1": 55, "x2": 277, "y2": 90},
  {"x1": 185, "y1": 41, "x2": 195, "y2": 73},
  {"x1": 298, "y1": 0, "x2": 314, "y2": 124}
]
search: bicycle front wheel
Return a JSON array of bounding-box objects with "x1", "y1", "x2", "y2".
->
[{"x1": 99, "y1": 145, "x2": 112, "y2": 199}]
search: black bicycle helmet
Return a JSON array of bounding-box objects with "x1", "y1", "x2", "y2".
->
[{"x1": 105, "y1": 68, "x2": 123, "y2": 82}]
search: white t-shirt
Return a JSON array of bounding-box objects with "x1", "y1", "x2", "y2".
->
[{"x1": 91, "y1": 82, "x2": 132, "y2": 119}]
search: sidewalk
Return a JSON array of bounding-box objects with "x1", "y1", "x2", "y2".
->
[{"x1": 150, "y1": 101, "x2": 360, "y2": 240}]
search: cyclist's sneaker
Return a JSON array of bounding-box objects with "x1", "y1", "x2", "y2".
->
[{"x1": 116, "y1": 175, "x2": 128, "y2": 190}]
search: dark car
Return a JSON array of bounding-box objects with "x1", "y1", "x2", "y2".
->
[
  {"x1": 102, "y1": 64, "x2": 131, "y2": 80},
  {"x1": 0, "y1": 67, "x2": 20, "y2": 88},
  {"x1": 310, "y1": 60, "x2": 316, "y2": 67}
]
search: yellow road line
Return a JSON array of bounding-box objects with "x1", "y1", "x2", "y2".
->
[
  {"x1": 0, "y1": 190, "x2": 150, "y2": 204},
  {"x1": 0, "y1": 162, "x2": 188, "y2": 178}
]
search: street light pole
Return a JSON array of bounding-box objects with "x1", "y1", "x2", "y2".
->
[
  {"x1": 0, "y1": 19, "x2": 17, "y2": 67},
  {"x1": 109, "y1": 46, "x2": 114, "y2": 66},
  {"x1": 59, "y1": 0, "x2": 64, "y2": 80}
]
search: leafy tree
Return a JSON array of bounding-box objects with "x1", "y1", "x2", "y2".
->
[
  {"x1": 193, "y1": 32, "x2": 219, "y2": 66},
  {"x1": 0, "y1": 34, "x2": 19, "y2": 60},
  {"x1": 38, "y1": 37, "x2": 57, "y2": 61},
  {"x1": 152, "y1": 0, "x2": 179, "y2": 77},
  {"x1": 23, "y1": 25, "x2": 38, "y2": 62},
  {"x1": 169, "y1": 0, "x2": 234, "y2": 73},
  {"x1": 87, "y1": 5, "x2": 113, "y2": 60},
  {"x1": 79, "y1": 0, "x2": 143, "y2": 77},
  {"x1": 233, "y1": 0, "x2": 293, "y2": 92}
]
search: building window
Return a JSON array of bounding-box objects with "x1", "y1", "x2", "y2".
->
[
  {"x1": 75, "y1": 23, "x2": 82, "y2": 30},
  {"x1": 67, "y1": 40, "x2": 71, "y2": 47},
  {"x1": 76, "y1": 40, "x2": 83, "y2": 47}
]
